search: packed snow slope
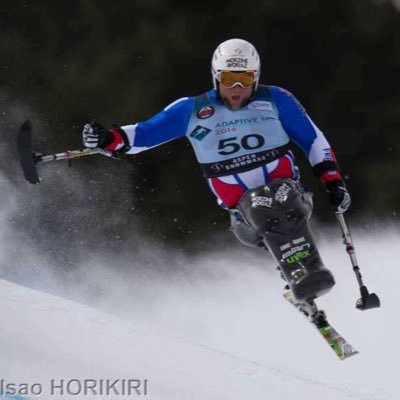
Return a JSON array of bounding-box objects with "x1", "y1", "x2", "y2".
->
[{"x1": 0, "y1": 227, "x2": 397, "y2": 400}]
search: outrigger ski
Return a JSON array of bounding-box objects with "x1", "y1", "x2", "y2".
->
[
  {"x1": 17, "y1": 120, "x2": 116, "y2": 184},
  {"x1": 283, "y1": 290, "x2": 359, "y2": 360}
]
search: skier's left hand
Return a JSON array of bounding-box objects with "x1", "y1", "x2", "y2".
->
[{"x1": 326, "y1": 180, "x2": 351, "y2": 213}]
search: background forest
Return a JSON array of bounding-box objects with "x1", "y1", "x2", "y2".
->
[{"x1": 1, "y1": 0, "x2": 400, "y2": 258}]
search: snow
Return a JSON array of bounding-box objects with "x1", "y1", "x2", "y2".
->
[
  {"x1": 0, "y1": 153, "x2": 397, "y2": 399},
  {"x1": 0, "y1": 227, "x2": 398, "y2": 400}
]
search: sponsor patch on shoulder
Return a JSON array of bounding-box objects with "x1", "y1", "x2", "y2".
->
[
  {"x1": 248, "y1": 101, "x2": 273, "y2": 110},
  {"x1": 197, "y1": 106, "x2": 215, "y2": 119}
]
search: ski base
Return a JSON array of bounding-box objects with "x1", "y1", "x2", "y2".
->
[
  {"x1": 17, "y1": 120, "x2": 40, "y2": 184},
  {"x1": 283, "y1": 290, "x2": 359, "y2": 360}
]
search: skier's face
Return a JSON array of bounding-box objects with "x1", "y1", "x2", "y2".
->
[{"x1": 218, "y1": 84, "x2": 253, "y2": 110}]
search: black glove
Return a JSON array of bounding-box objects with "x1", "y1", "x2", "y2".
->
[
  {"x1": 325, "y1": 180, "x2": 351, "y2": 213},
  {"x1": 82, "y1": 122, "x2": 113, "y2": 149}
]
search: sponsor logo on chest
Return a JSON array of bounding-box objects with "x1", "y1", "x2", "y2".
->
[
  {"x1": 190, "y1": 125, "x2": 212, "y2": 141},
  {"x1": 248, "y1": 101, "x2": 273, "y2": 111},
  {"x1": 196, "y1": 106, "x2": 215, "y2": 119},
  {"x1": 215, "y1": 117, "x2": 258, "y2": 128}
]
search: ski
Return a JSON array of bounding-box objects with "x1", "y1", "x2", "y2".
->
[
  {"x1": 283, "y1": 290, "x2": 359, "y2": 360},
  {"x1": 17, "y1": 120, "x2": 40, "y2": 184}
]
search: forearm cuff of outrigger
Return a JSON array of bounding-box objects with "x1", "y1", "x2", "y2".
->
[
  {"x1": 104, "y1": 127, "x2": 131, "y2": 153},
  {"x1": 114, "y1": 127, "x2": 131, "y2": 153}
]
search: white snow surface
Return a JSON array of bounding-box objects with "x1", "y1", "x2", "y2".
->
[{"x1": 0, "y1": 227, "x2": 397, "y2": 400}]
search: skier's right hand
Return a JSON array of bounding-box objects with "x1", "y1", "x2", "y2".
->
[
  {"x1": 326, "y1": 180, "x2": 351, "y2": 213},
  {"x1": 82, "y1": 122, "x2": 128, "y2": 152},
  {"x1": 82, "y1": 122, "x2": 111, "y2": 148}
]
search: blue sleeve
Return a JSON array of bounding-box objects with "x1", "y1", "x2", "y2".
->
[
  {"x1": 123, "y1": 97, "x2": 194, "y2": 153},
  {"x1": 271, "y1": 86, "x2": 336, "y2": 167},
  {"x1": 271, "y1": 86, "x2": 319, "y2": 155}
]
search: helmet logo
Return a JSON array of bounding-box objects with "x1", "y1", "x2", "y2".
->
[
  {"x1": 234, "y1": 48, "x2": 243, "y2": 54},
  {"x1": 225, "y1": 57, "x2": 248, "y2": 68},
  {"x1": 197, "y1": 106, "x2": 215, "y2": 119}
]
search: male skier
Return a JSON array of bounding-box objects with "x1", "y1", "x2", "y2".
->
[{"x1": 82, "y1": 38, "x2": 351, "y2": 302}]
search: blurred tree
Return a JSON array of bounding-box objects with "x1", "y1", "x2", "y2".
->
[{"x1": 1, "y1": 0, "x2": 400, "y2": 254}]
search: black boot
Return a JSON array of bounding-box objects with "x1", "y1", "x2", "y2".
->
[{"x1": 238, "y1": 179, "x2": 336, "y2": 301}]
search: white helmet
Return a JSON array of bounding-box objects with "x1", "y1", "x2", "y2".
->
[{"x1": 211, "y1": 38, "x2": 261, "y2": 90}]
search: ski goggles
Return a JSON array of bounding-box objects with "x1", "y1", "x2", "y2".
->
[{"x1": 217, "y1": 70, "x2": 257, "y2": 88}]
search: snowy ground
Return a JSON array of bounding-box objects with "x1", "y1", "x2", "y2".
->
[
  {"x1": 0, "y1": 144, "x2": 396, "y2": 399},
  {"x1": 0, "y1": 225, "x2": 397, "y2": 400}
]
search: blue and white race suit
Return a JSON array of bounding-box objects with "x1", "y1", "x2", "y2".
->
[{"x1": 119, "y1": 85, "x2": 341, "y2": 208}]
